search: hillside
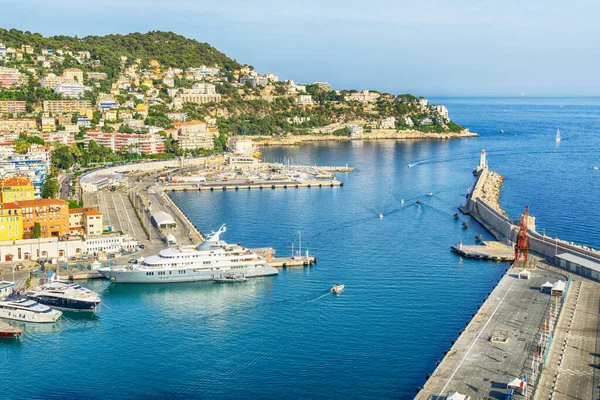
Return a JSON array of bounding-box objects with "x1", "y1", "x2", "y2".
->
[{"x1": 0, "y1": 28, "x2": 240, "y2": 75}]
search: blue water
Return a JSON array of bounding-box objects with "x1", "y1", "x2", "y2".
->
[{"x1": 2, "y1": 98, "x2": 599, "y2": 400}]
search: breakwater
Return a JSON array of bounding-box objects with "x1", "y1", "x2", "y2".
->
[{"x1": 463, "y1": 166, "x2": 600, "y2": 268}]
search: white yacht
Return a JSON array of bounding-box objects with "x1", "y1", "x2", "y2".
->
[
  {"x1": 0, "y1": 282, "x2": 62, "y2": 323},
  {"x1": 556, "y1": 128, "x2": 561, "y2": 142},
  {"x1": 98, "y1": 225, "x2": 279, "y2": 283},
  {"x1": 26, "y1": 279, "x2": 101, "y2": 311}
]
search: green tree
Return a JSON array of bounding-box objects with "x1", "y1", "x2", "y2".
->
[
  {"x1": 31, "y1": 222, "x2": 41, "y2": 239},
  {"x1": 42, "y1": 174, "x2": 59, "y2": 198}
]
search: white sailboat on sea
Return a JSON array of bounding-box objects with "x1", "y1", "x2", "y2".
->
[{"x1": 555, "y1": 128, "x2": 561, "y2": 142}]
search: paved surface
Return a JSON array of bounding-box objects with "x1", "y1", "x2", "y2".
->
[
  {"x1": 452, "y1": 241, "x2": 515, "y2": 261},
  {"x1": 416, "y1": 266, "x2": 566, "y2": 400},
  {"x1": 535, "y1": 276, "x2": 600, "y2": 400}
]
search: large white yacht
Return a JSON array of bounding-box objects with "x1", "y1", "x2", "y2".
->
[
  {"x1": 0, "y1": 281, "x2": 62, "y2": 323},
  {"x1": 26, "y1": 279, "x2": 101, "y2": 311},
  {"x1": 98, "y1": 225, "x2": 278, "y2": 283}
]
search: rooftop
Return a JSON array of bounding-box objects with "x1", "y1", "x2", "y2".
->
[{"x1": 557, "y1": 253, "x2": 600, "y2": 273}]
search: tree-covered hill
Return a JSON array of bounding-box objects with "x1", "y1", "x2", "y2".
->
[{"x1": 0, "y1": 28, "x2": 241, "y2": 73}]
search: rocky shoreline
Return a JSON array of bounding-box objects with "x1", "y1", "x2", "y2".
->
[
  {"x1": 250, "y1": 129, "x2": 478, "y2": 146},
  {"x1": 480, "y1": 170, "x2": 507, "y2": 217}
]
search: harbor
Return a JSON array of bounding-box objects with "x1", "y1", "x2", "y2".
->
[{"x1": 418, "y1": 153, "x2": 600, "y2": 399}]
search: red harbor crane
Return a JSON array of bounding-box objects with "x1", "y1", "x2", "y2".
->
[{"x1": 514, "y1": 205, "x2": 529, "y2": 262}]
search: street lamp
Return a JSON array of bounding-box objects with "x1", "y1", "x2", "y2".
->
[{"x1": 297, "y1": 231, "x2": 301, "y2": 258}]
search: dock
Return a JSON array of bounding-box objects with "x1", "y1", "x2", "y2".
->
[
  {"x1": 451, "y1": 241, "x2": 515, "y2": 261},
  {"x1": 416, "y1": 263, "x2": 568, "y2": 400},
  {"x1": 268, "y1": 256, "x2": 316, "y2": 268},
  {"x1": 163, "y1": 179, "x2": 342, "y2": 192}
]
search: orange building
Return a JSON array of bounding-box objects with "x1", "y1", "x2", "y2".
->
[{"x1": 17, "y1": 199, "x2": 70, "y2": 239}]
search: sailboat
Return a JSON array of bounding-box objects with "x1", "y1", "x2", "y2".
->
[{"x1": 555, "y1": 129, "x2": 561, "y2": 142}]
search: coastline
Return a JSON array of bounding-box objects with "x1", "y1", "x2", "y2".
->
[{"x1": 250, "y1": 129, "x2": 478, "y2": 146}]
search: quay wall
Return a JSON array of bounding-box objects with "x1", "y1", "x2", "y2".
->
[{"x1": 467, "y1": 167, "x2": 600, "y2": 266}]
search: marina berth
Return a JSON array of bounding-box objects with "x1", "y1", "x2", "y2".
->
[
  {"x1": 26, "y1": 279, "x2": 101, "y2": 311},
  {"x1": 98, "y1": 225, "x2": 278, "y2": 283},
  {"x1": 0, "y1": 283, "x2": 62, "y2": 323}
]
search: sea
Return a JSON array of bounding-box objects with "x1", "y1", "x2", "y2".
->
[{"x1": 1, "y1": 97, "x2": 599, "y2": 400}]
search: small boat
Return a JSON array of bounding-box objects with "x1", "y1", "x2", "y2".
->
[
  {"x1": 379, "y1": 213, "x2": 384, "y2": 220},
  {"x1": 331, "y1": 284, "x2": 344, "y2": 294},
  {"x1": 0, "y1": 296, "x2": 62, "y2": 323},
  {"x1": 462, "y1": 222, "x2": 469, "y2": 229},
  {"x1": 0, "y1": 322, "x2": 22, "y2": 340},
  {"x1": 594, "y1": 166, "x2": 599, "y2": 171},
  {"x1": 555, "y1": 128, "x2": 561, "y2": 142},
  {"x1": 214, "y1": 274, "x2": 247, "y2": 283},
  {"x1": 475, "y1": 235, "x2": 483, "y2": 242},
  {"x1": 428, "y1": 192, "x2": 433, "y2": 197},
  {"x1": 416, "y1": 200, "x2": 421, "y2": 204},
  {"x1": 453, "y1": 213, "x2": 460, "y2": 220},
  {"x1": 407, "y1": 164, "x2": 414, "y2": 168},
  {"x1": 400, "y1": 199, "x2": 405, "y2": 204},
  {"x1": 500, "y1": 129, "x2": 504, "y2": 134}
]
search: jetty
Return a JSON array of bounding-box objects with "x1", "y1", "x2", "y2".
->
[
  {"x1": 451, "y1": 241, "x2": 514, "y2": 261},
  {"x1": 164, "y1": 179, "x2": 342, "y2": 192},
  {"x1": 268, "y1": 256, "x2": 316, "y2": 268},
  {"x1": 421, "y1": 154, "x2": 600, "y2": 399}
]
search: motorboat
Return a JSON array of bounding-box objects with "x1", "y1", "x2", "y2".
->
[
  {"x1": 400, "y1": 199, "x2": 405, "y2": 204},
  {"x1": 555, "y1": 128, "x2": 561, "y2": 142},
  {"x1": 0, "y1": 322, "x2": 22, "y2": 340},
  {"x1": 98, "y1": 224, "x2": 278, "y2": 283},
  {"x1": 214, "y1": 274, "x2": 247, "y2": 283},
  {"x1": 0, "y1": 296, "x2": 62, "y2": 323},
  {"x1": 331, "y1": 284, "x2": 344, "y2": 294},
  {"x1": 379, "y1": 213, "x2": 384, "y2": 220},
  {"x1": 26, "y1": 279, "x2": 101, "y2": 311},
  {"x1": 594, "y1": 166, "x2": 599, "y2": 171},
  {"x1": 428, "y1": 192, "x2": 433, "y2": 197},
  {"x1": 500, "y1": 129, "x2": 504, "y2": 134}
]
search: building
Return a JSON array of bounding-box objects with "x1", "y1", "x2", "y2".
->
[
  {"x1": 166, "y1": 112, "x2": 188, "y2": 122},
  {"x1": 69, "y1": 208, "x2": 103, "y2": 236},
  {"x1": 42, "y1": 131, "x2": 75, "y2": 145},
  {"x1": 88, "y1": 72, "x2": 108, "y2": 80},
  {"x1": 0, "y1": 101, "x2": 27, "y2": 114},
  {"x1": 286, "y1": 116, "x2": 311, "y2": 125},
  {"x1": 379, "y1": 117, "x2": 396, "y2": 129},
  {"x1": 43, "y1": 100, "x2": 92, "y2": 114},
  {"x1": 20, "y1": 45, "x2": 34, "y2": 54},
  {"x1": 297, "y1": 95, "x2": 314, "y2": 105},
  {"x1": 0, "y1": 67, "x2": 24, "y2": 88},
  {"x1": 41, "y1": 73, "x2": 60, "y2": 89},
  {"x1": 63, "y1": 68, "x2": 84, "y2": 83},
  {"x1": 0, "y1": 177, "x2": 35, "y2": 203},
  {"x1": 53, "y1": 81, "x2": 85, "y2": 98},
  {"x1": 0, "y1": 119, "x2": 37, "y2": 133},
  {"x1": 435, "y1": 105, "x2": 449, "y2": 119},
  {"x1": 418, "y1": 117, "x2": 433, "y2": 126},
  {"x1": 345, "y1": 89, "x2": 380, "y2": 103},
  {"x1": 83, "y1": 131, "x2": 165, "y2": 155},
  {"x1": 227, "y1": 137, "x2": 257, "y2": 156},
  {"x1": 0, "y1": 43, "x2": 6, "y2": 58},
  {"x1": 176, "y1": 83, "x2": 221, "y2": 105},
  {"x1": 0, "y1": 203, "x2": 23, "y2": 241},
  {"x1": 41, "y1": 117, "x2": 56, "y2": 132},
  {"x1": 18, "y1": 199, "x2": 70, "y2": 239},
  {"x1": 419, "y1": 98, "x2": 429, "y2": 107},
  {"x1": 173, "y1": 120, "x2": 215, "y2": 150},
  {"x1": 265, "y1": 73, "x2": 279, "y2": 82},
  {"x1": 349, "y1": 124, "x2": 364, "y2": 138}
]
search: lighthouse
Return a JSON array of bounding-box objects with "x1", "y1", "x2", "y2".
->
[{"x1": 479, "y1": 149, "x2": 487, "y2": 169}]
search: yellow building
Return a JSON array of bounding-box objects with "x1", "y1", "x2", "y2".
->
[
  {"x1": 0, "y1": 177, "x2": 35, "y2": 203},
  {"x1": 0, "y1": 203, "x2": 24, "y2": 241},
  {"x1": 149, "y1": 59, "x2": 160, "y2": 68}
]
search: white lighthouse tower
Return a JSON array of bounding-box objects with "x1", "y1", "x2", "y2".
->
[{"x1": 479, "y1": 149, "x2": 487, "y2": 169}]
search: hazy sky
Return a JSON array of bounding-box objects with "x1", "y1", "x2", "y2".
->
[{"x1": 2, "y1": 0, "x2": 599, "y2": 96}]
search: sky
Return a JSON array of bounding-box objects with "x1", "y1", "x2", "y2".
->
[{"x1": 2, "y1": 0, "x2": 599, "y2": 96}]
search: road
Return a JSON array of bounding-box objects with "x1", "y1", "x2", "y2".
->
[{"x1": 58, "y1": 173, "x2": 73, "y2": 201}]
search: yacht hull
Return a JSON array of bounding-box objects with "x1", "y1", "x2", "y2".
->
[
  {"x1": 26, "y1": 296, "x2": 99, "y2": 311},
  {"x1": 99, "y1": 265, "x2": 278, "y2": 284}
]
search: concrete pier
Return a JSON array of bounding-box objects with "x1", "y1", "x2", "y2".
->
[
  {"x1": 416, "y1": 264, "x2": 567, "y2": 400},
  {"x1": 163, "y1": 179, "x2": 343, "y2": 192},
  {"x1": 268, "y1": 256, "x2": 316, "y2": 268},
  {"x1": 451, "y1": 241, "x2": 515, "y2": 261}
]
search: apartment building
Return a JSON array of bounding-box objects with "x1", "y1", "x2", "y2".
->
[
  {"x1": 43, "y1": 100, "x2": 92, "y2": 114},
  {"x1": 18, "y1": 199, "x2": 70, "y2": 239},
  {"x1": 69, "y1": 208, "x2": 103, "y2": 236},
  {"x1": 173, "y1": 120, "x2": 215, "y2": 150},
  {"x1": 0, "y1": 119, "x2": 37, "y2": 133},
  {"x1": 0, "y1": 101, "x2": 27, "y2": 114}
]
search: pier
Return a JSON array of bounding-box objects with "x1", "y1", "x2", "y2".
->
[
  {"x1": 451, "y1": 241, "x2": 514, "y2": 261},
  {"x1": 163, "y1": 179, "x2": 343, "y2": 192},
  {"x1": 268, "y1": 256, "x2": 316, "y2": 268}
]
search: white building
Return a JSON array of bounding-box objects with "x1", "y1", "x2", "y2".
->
[
  {"x1": 54, "y1": 81, "x2": 85, "y2": 98},
  {"x1": 297, "y1": 95, "x2": 313, "y2": 105},
  {"x1": 379, "y1": 117, "x2": 396, "y2": 129},
  {"x1": 227, "y1": 137, "x2": 257, "y2": 156},
  {"x1": 349, "y1": 124, "x2": 364, "y2": 138}
]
